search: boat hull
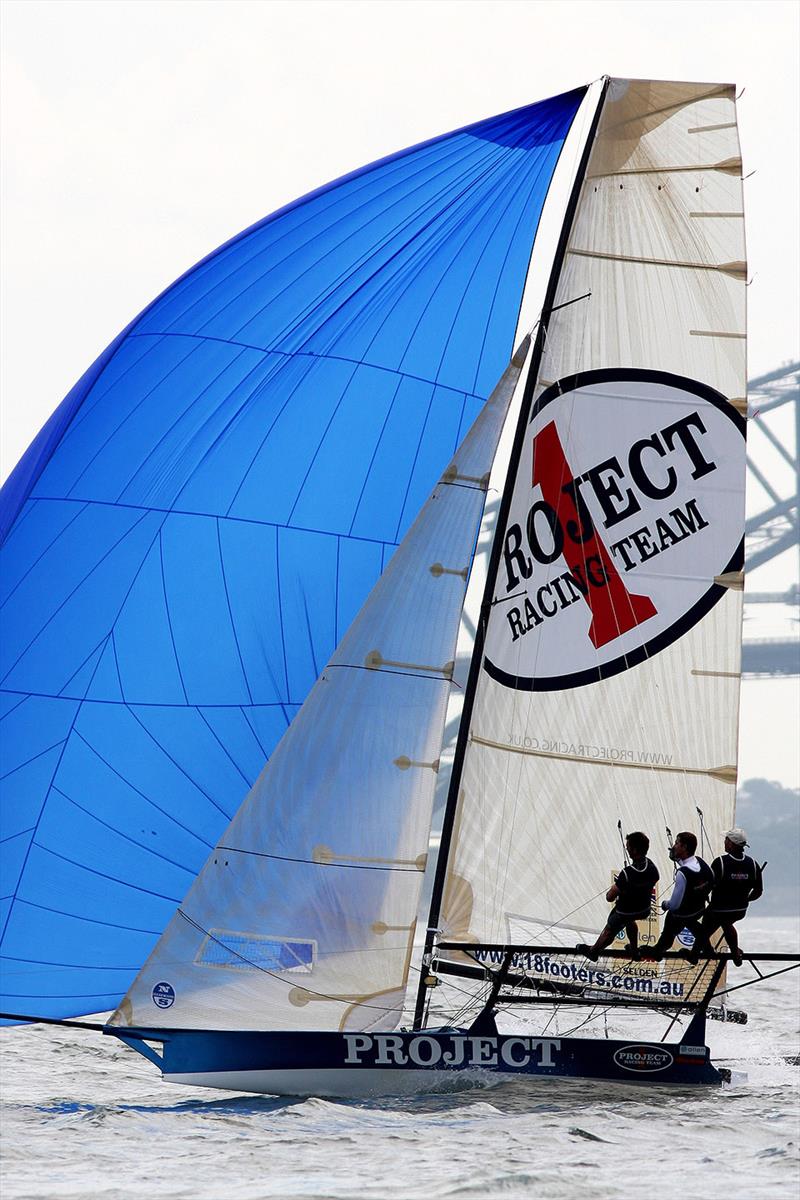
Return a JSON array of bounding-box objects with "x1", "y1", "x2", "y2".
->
[{"x1": 108, "y1": 1027, "x2": 721, "y2": 1096}]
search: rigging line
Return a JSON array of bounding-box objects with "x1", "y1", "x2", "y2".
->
[
  {"x1": 712, "y1": 963, "x2": 800, "y2": 999},
  {"x1": 324, "y1": 663, "x2": 453, "y2": 685},
  {"x1": 0, "y1": 827, "x2": 34, "y2": 846}
]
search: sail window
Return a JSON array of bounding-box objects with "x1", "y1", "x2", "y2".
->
[{"x1": 195, "y1": 930, "x2": 316, "y2": 974}]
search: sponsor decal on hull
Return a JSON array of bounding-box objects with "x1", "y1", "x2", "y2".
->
[
  {"x1": 342, "y1": 1033, "x2": 561, "y2": 1070},
  {"x1": 485, "y1": 369, "x2": 745, "y2": 690},
  {"x1": 613, "y1": 1045, "x2": 674, "y2": 1073}
]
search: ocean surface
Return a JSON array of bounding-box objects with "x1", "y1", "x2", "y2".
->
[{"x1": 2, "y1": 917, "x2": 798, "y2": 1200}]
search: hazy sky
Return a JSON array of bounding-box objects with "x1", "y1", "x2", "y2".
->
[{"x1": 1, "y1": 0, "x2": 798, "y2": 785}]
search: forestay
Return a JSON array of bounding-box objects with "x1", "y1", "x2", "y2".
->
[{"x1": 432, "y1": 79, "x2": 747, "y2": 987}]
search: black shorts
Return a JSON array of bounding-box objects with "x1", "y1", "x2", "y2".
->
[
  {"x1": 705, "y1": 908, "x2": 747, "y2": 925},
  {"x1": 607, "y1": 909, "x2": 647, "y2": 935}
]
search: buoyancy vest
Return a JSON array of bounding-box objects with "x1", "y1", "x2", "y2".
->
[
  {"x1": 710, "y1": 853, "x2": 760, "y2": 912},
  {"x1": 674, "y1": 858, "x2": 713, "y2": 918},
  {"x1": 614, "y1": 858, "x2": 660, "y2": 917}
]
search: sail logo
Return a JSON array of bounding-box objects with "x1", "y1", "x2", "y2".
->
[
  {"x1": 484, "y1": 369, "x2": 745, "y2": 691},
  {"x1": 151, "y1": 981, "x2": 175, "y2": 1009},
  {"x1": 613, "y1": 1045, "x2": 674, "y2": 1073}
]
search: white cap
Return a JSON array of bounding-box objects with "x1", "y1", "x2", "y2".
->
[{"x1": 724, "y1": 828, "x2": 748, "y2": 847}]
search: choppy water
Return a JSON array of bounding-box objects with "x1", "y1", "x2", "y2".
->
[{"x1": 2, "y1": 918, "x2": 798, "y2": 1200}]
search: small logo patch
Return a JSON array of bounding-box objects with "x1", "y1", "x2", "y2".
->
[
  {"x1": 613, "y1": 1045, "x2": 673, "y2": 1072},
  {"x1": 152, "y1": 981, "x2": 175, "y2": 1009},
  {"x1": 677, "y1": 928, "x2": 696, "y2": 948}
]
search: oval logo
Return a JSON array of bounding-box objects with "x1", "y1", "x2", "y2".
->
[
  {"x1": 484, "y1": 369, "x2": 745, "y2": 690},
  {"x1": 151, "y1": 981, "x2": 175, "y2": 1009},
  {"x1": 613, "y1": 1045, "x2": 674, "y2": 1072}
]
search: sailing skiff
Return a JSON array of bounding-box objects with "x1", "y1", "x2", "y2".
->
[{"x1": 2, "y1": 77, "x2": 797, "y2": 1095}]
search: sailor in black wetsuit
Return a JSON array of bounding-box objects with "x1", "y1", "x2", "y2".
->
[
  {"x1": 577, "y1": 831, "x2": 659, "y2": 962},
  {"x1": 688, "y1": 828, "x2": 763, "y2": 966},
  {"x1": 643, "y1": 831, "x2": 713, "y2": 962}
]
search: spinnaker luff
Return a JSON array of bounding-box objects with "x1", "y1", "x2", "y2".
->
[{"x1": 0, "y1": 88, "x2": 586, "y2": 1021}]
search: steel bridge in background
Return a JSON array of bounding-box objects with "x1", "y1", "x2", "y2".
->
[{"x1": 743, "y1": 361, "x2": 799, "y2": 676}]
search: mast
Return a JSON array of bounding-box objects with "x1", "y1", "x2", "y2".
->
[{"x1": 413, "y1": 78, "x2": 611, "y2": 1029}]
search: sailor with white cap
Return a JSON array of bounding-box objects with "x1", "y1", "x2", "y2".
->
[{"x1": 689, "y1": 827, "x2": 763, "y2": 966}]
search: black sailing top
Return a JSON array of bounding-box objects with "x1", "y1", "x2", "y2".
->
[
  {"x1": 709, "y1": 852, "x2": 763, "y2": 913},
  {"x1": 613, "y1": 857, "x2": 660, "y2": 918}
]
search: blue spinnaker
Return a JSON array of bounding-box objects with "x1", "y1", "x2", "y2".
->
[{"x1": 0, "y1": 87, "x2": 586, "y2": 1018}]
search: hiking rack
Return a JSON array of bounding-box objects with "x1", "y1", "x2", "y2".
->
[{"x1": 432, "y1": 942, "x2": 800, "y2": 1026}]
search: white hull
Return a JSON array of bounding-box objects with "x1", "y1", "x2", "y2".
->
[{"x1": 164, "y1": 1067, "x2": 507, "y2": 1098}]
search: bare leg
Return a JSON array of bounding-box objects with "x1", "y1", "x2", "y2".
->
[
  {"x1": 577, "y1": 924, "x2": 616, "y2": 962},
  {"x1": 722, "y1": 922, "x2": 743, "y2": 965},
  {"x1": 644, "y1": 913, "x2": 680, "y2": 960},
  {"x1": 589, "y1": 924, "x2": 615, "y2": 955},
  {"x1": 624, "y1": 921, "x2": 641, "y2": 957}
]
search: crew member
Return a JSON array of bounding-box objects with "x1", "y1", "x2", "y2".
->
[
  {"x1": 688, "y1": 828, "x2": 763, "y2": 966},
  {"x1": 643, "y1": 831, "x2": 713, "y2": 961},
  {"x1": 578, "y1": 831, "x2": 659, "y2": 962}
]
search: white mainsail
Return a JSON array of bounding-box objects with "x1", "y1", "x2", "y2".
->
[
  {"x1": 428, "y1": 79, "x2": 747, "y2": 986},
  {"x1": 111, "y1": 337, "x2": 532, "y2": 1033}
]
